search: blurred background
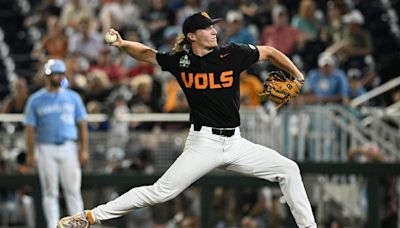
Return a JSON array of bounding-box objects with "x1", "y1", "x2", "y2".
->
[{"x1": 0, "y1": 0, "x2": 400, "y2": 227}]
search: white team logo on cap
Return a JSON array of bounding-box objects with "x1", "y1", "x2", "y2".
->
[{"x1": 248, "y1": 44, "x2": 256, "y2": 50}]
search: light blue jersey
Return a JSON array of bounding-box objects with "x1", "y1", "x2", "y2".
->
[
  {"x1": 24, "y1": 88, "x2": 87, "y2": 144},
  {"x1": 305, "y1": 69, "x2": 349, "y2": 98}
]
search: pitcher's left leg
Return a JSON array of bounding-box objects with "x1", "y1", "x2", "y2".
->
[{"x1": 224, "y1": 138, "x2": 316, "y2": 228}]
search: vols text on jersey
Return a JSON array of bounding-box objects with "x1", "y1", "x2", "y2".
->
[{"x1": 180, "y1": 70, "x2": 233, "y2": 89}]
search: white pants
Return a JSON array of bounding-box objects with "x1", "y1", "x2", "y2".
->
[
  {"x1": 36, "y1": 141, "x2": 84, "y2": 228},
  {"x1": 92, "y1": 126, "x2": 317, "y2": 228}
]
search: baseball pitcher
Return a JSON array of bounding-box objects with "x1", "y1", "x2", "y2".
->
[{"x1": 58, "y1": 12, "x2": 316, "y2": 228}]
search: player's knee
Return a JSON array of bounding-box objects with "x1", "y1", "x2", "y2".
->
[
  {"x1": 152, "y1": 183, "x2": 180, "y2": 204},
  {"x1": 283, "y1": 159, "x2": 300, "y2": 176}
]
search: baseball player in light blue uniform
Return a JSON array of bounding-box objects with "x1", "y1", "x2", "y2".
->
[{"x1": 24, "y1": 59, "x2": 89, "y2": 228}]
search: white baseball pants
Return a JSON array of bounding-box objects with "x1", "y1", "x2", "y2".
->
[
  {"x1": 92, "y1": 126, "x2": 317, "y2": 228},
  {"x1": 36, "y1": 141, "x2": 84, "y2": 228}
]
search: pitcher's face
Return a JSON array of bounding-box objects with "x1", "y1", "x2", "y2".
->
[{"x1": 191, "y1": 25, "x2": 218, "y2": 50}]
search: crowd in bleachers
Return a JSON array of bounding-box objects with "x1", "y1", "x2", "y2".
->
[
  {"x1": 1, "y1": 0, "x2": 400, "y2": 227},
  {"x1": 1, "y1": 0, "x2": 400, "y2": 126}
]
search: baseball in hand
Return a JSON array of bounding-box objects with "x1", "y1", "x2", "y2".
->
[{"x1": 104, "y1": 32, "x2": 117, "y2": 44}]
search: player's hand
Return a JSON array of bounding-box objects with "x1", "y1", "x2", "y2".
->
[
  {"x1": 105, "y1": 28, "x2": 124, "y2": 48},
  {"x1": 79, "y1": 149, "x2": 89, "y2": 166}
]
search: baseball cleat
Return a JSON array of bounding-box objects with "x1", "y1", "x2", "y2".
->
[{"x1": 57, "y1": 210, "x2": 95, "y2": 228}]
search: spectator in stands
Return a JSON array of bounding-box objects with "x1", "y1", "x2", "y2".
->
[
  {"x1": 348, "y1": 143, "x2": 398, "y2": 228},
  {"x1": 241, "y1": 216, "x2": 258, "y2": 228},
  {"x1": 180, "y1": 215, "x2": 200, "y2": 228},
  {"x1": 325, "y1": 9, "x2": 373, "y2": 71},
  {"x1": 159, "y1": 26, "x2": 181, "y2": 52},
  {"x1": 162, "y1": 188, "x2": 200, "y2": 227},
  {"x1": 237, "y1": 0, "x2": 263, "y2": 20},
  {"x1": 212, "y1": 187, "x2": 236, "y2": 226},
  {"x1": 85, "y1": 69, "x2": 114, "y2": 103},
  {"x1": 128, "y1": 74, "x2": 162, "y2": 131},
  {"x1": 24, "y1": 0, "x2": 61, "y2": 34},
  {"x1": 118, "y1": 0, "x2": 142, "y2": 33},
  {"x1": 221, "y1": 10, "x2": 257, "y2": 45},
  {"x1": 291, "y1": 0, "x2": 320, "y2": 42},
  {"x1": 118, "y1": 31, "x2": 157, "y2": 80},
  {"x1": 97, "y1": 0, "x2": 142, "y2": 35},
  {"x1": 13, "y1": 151, "x2": 35, "y2": 227},
  {"x1": 120, "y1": 31, "x2": 142, "y2": 70},
  {"x1": 1, "y1": 77, "x2": 29, "y2": 114},
  {"x1": 347, "y1": 68, "x2": 367, "y2": 102},
  {"x1": 260, "y1": 5, "x2": 305, "y2": 57},
  {"x1": 291, "y1": 0, "x2": 328, "y2": 72},
  {"x1": 89, "y1": 47, "x2": 125, "y2": 85},
  {"x1": 98, "y1": 0, "x2": 125, "y2": 34},
  {"x1": 60, "y1": 0, "x2": 94, "y2": 33},
  {"x1": 239, "y1": 70, "x2": 263, "y2": 108},
  {"x1": 349, "y1": 143, "x2": 384, "y2": 163},
  {"x1": 163, "y1": 78, "x2": 189, "y2": 114},
  {"x1": 86, "y1": 101, "x2": 110, "y2": 131},
  {"x1": 108, "y1": 95, "x2": 130, "y2": 148},
  {"x1": 323, "y1": 0, "x2": 347, "y2": 44},
  {"x1": 1, "y1": 77, "x2": 29, "y2": 131},
  {"x1": 207, "y1": 0, "x2": 236, "y2": 20},
  {"x1": 126, "y1": 60, "x2": 156, "y2": 78},
  {"x1": 236, "y1": 188, "x2": 261, "y2": 226},
  {"x1": 0, "y1": 146, "x2": 17, "y2": 226},
  {"x1": 0, "y1": 177, "x2": 34, "y2": 227},
  {"x1": 162, "y1": 77, "x2": 190, "y2": 130},
  {"x1": 144, "y1": 0, "x2": 175, "y2": 48},
  {"x1": 302, "y1": 53, "x2": 349, "y2": 104},
  {"x1": 32, "y1": 16, "x2": 69, "y2": 61},
  {"x1": 175, "y1": 0, "x2": 202, "y2": 26},
  {"x1": 128, "y1": 148, "x2": 155, "y2": 174},
  {"x1": 63, "y1": 53, "x2": 91, "y2": 96},
  {"x1": 237, "y1": 0, "x2": 272, "y2": 31},
  {"x1": 68, "y1": 17, "x2": 107, "y2": 63}
]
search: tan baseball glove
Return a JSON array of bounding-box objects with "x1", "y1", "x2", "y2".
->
[{"x1": 260, "y1": 71, "x2": 304, "y2": 109}]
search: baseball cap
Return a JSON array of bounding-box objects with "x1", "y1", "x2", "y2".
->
[
  {"x1": 347, "y1": 68, "x2": 362, "y2": 80},
  {"x1": 318, "y1": 53, "x2": 335, "y2": 67},
  {"x1": 182, "y1": 11, "x2": 222, "y2": 35},
  {"x1": 44, "y1": 59, "x2": 66, "y2": 75},
  {"x1": 343, "y1": 10, "x2": 364, "y2": 24},
  {"x1": 226, "y1": 10, "x2": 243, "y2": 23}
]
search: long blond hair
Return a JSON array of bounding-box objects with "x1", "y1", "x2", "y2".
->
[{"x1": 172, "y1": 33, "x2": 190, "y2": 53}]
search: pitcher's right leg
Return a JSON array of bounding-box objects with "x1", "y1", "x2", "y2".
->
[{"x1": 224, "y1": 138, "x2": 317, "y2": 228}]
